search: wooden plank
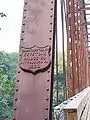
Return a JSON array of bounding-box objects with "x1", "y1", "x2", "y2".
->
[
  {"x1": 77, "y1": 87, "x2": 90, "y2": 120},
  {"x1": 80, "y1": 97, "x2": 90, "y2": 120},
  {"x1": 66, "y1": 110, "x2": 77, "y2": 120},
  {"x1": 64, "y1": 87, "x2": 90, "y2": 109},
  {"x1": 54, "y1": 87, "x2": 90, "y2": 111},
  {"x1": 54, "y1": 87, "x2": 90, "y2": 120},
  {"x1": 87, "y1": 98, "x2": 90, "y2": 120},
  {"x1": 63, "y1": 87, "x2": 90, "y2": 120}
]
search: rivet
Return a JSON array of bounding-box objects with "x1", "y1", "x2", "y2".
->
[
  {"x1": 70, "y1": 98, "x2": 73, "y2": 100},
  {"x1": 63, "y1": 102, "x2": 67, "y2": 105},
  {"x1": 50, "y1": 23, "x2": 52, "y2": 25},
  {"x1": 46, "y1": 89, "x2": 49, "y2": 91},
  {"x1": 49, "y1": 30, "x2": 52, "y2": 32},
  {"x1": 16, "y1": 89, "x2": 19, "y2": 92},
  {"x1": 14, "y1": 108, "x2": 17, "y2": 111},
  {"x1": 15, "y1": 98, "x2": 18, "y2": 101},
  {"x1": 47, "y1": 71, "x2": 50, "y2": 73},
  {"x1": 17, "y1": 80, "x2": 19, "y2": 82},
  {"x1": 23, "y1": 16, "x2": 26, "y2": 18},
  {"x1": 18, "y1": 71, "x2": 20, "y2": 73},
  {"x1": 47, "y1": 80, "x2": 50, "y2": 82},
  {"x1": 45, "y1": 117, "x2": 48, "y2": 120},
  {"x1": 46, "y1": 98, "x2": 49, "y2": 101},
  {"x1": 24, "y1": 9, "x2": 27, "y2": 11},
  {"x1": 51, "y1": 8, "x2": 53, "y2": 10},
  {"x1": 45, "y1": 107, "x2": 48, "y2": 110},
  {"x1": 22, "y1": 31, "x2": 24, "y2": 33}
]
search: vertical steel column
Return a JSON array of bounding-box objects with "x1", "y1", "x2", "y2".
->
[
  {"x1": 75, "y1": 0, "x2": 80, "y2": 92},
  {"x1": 12, "y1": 0, "x2": 56, "y2": 120},
  {"x1": 66, "y1": 0, "x2": 89, "y2": 97},
  {"x1": 88, "y1": 50, "x2": 90, "y2": 85},
  {"x1": 66, "y1": 0, "x2": 79, "y2": 97},
  {"x1": 79, "y1": 2, "x2": 88, "y2": 90},
  {"x1": 88, "y1": 51, "x2": 90, "y2": 85},
  {"x1": 66, "y1": 0, "x2": 74, "y2": 97}
]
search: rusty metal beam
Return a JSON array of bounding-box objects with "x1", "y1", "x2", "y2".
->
[
  {"x1": 80, "y1": 7, "x2": 90, "y2": 11},
  {"x1": 66, "y1": 0, "x2": 89, "y2": 98},
  {"x1": 12, "y1": 0, "x2": 56, "y2": 120},
  {"x1": 83, "y1": 33, "x2": 90, "y2": 36}
]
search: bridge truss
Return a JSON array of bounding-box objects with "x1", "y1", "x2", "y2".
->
[{"x1": 66, "y1": 0, "x2": 90, "y2": 98}]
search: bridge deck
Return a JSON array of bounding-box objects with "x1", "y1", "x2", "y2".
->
[{"x1": 54, "y1": 87, "x2": 90, "y2": 120}]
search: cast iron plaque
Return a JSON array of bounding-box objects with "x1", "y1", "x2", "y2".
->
[{"x1": 19, "y1": 45, "x2": 51, "y2": 74}]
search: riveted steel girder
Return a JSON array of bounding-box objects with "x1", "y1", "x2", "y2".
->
[{"x1": 12, "y1": 0, "x2": 56, "y2": 120}]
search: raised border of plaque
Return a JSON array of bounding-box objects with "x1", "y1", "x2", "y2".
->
[{"x1": 19, "y1": 45, "x2": 51, "y2": 74}]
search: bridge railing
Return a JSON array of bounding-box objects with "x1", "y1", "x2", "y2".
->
[{"x1": 54, "y1": 87, "x2": 90, "y2": 120}]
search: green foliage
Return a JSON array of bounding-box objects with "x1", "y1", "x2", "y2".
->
[
  {"x1": 0, "y1": 52, "x2": 18, "y2": 119},
  {"x1": 53, "y1": 52, "x2": 67, "y2": 107}
]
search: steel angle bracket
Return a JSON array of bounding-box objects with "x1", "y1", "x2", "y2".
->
[{"x1": 12, "y1": 0, "x2": 56, "y2": 120}]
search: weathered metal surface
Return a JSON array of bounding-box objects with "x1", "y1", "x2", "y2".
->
[
  {"x1": 66, "y1": 0, "x2": 89, "y2": 98},
  {"x1": 12, "y1": 0, "x2": 55, "y2": 120},
  {"x1": 19, "y1": 45, "x2": 51, "y2": 74},
  {"x1": 66, "y1": 0, "x2": 77, "y2": 97}
]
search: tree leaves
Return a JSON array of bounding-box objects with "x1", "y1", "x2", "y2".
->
[
  {"x1": 0, "y1": 13, "x2": 6, "y2": 17},
  {"x1": 53, "y1": 52, "x2": 67, "y2": 107},
  {"x1": 0, "y1": 52, "x2": 18, "y2": 119}
]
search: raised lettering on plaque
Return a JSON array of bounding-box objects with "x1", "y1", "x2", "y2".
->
[{"x1": 19, "y1": 45, "x2": 51, "y2": 74}]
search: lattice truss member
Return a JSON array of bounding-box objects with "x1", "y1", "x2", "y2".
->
[{"x1": 66, "y1": 0, "x2": 90, "y2": 97}]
